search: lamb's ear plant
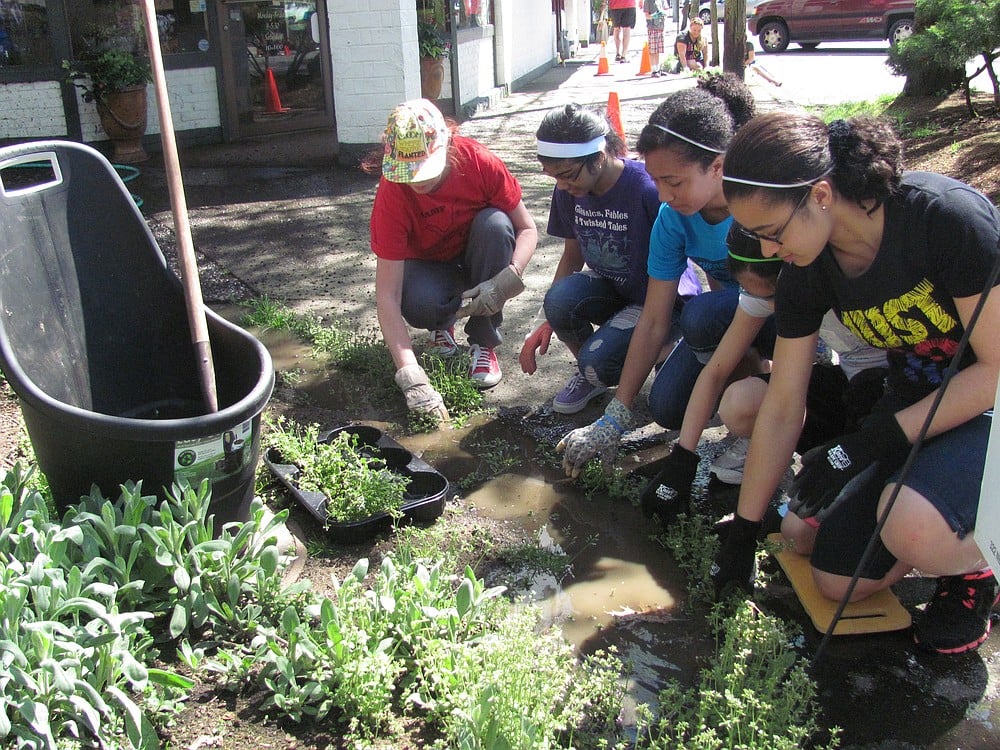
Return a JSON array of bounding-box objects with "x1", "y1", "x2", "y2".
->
[{"x1": 0, "y1": 466, "x2": 194, "y2": 749}]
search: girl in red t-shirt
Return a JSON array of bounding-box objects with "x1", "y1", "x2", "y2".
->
[{"x1": 369, "y1": 99, "x2": 538, "y2": 420}]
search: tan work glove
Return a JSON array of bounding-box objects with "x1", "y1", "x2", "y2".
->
[
  {"x1": 556, "y1": 398, "x2": 635, "y2": 478},
  {"x1": 394, "y1": 364, "x2": 450, "y2": 423},
  {"x1": 457, "y1": 264, "x2": 525, "y2": 318}
]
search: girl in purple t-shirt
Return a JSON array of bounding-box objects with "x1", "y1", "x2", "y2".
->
[{"x1": 520, "y1": 104, "x2": 661, "y2": 415}]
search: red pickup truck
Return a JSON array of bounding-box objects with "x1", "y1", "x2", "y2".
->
[{"x1": 748, "y1": 0, "x2": 915, "y2": 53}]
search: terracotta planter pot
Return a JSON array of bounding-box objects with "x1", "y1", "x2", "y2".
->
[
  {"x1": 420, "y1": 57, "x2": 446, "y2": 100},
  {"x1": 96, "y1": 85, "x2": 149, "y2": 164}
]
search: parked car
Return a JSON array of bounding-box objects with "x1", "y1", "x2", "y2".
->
[
  {"x1": 748, "y1": 0, "x2": 914, "y2": 53},
  {"x1": 696, "y1": 0, "x2": 764, "y2": 24}
]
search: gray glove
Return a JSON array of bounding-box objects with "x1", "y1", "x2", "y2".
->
[
  {"x1": 394, "y1": 364, "x2": 450, "y2": 423},
  {"x1": 457, "y1": 264, "x2": 524, "y2": 318},
  {"x1": 556, "y1": 398, "x2": 634, "y2": 478}
]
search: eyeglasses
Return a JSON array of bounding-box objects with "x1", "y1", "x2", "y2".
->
[
  {"x1": 551, "y1": 159, "x2": 588, "y2": 183},
  {"x1": 738, "y1": 188, "x2": 811, "y2": 246}
]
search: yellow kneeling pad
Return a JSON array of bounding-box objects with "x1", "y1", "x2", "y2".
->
[{"x1": 767, "y1": 533, "x2": 912, "y2": 635}]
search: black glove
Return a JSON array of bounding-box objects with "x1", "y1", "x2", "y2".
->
[
  {"x1": 710, "y1": 514, "x2": 762, "y2": 600},
  {"x1": 787, "y1": 412, "x2": 909, "y2": 523},
  {"x1": 640, "y1": 445, "x2": 699, "y2": 526}
]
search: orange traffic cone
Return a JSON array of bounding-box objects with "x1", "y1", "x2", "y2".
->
[
  {"x1": 595, "y1": 41, "x2": 611, "y2": 76},
  {"x1": 263, "y1": 68, "x2": 289, "y2": 114},
  {"x1": 607, "y1": 90, "x2": 625, "y2": 140},
  {"x1": 637, "y1": 42, "x2": 652, "y2": 75}
]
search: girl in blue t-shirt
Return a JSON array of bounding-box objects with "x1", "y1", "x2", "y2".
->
[
  {"x1": 520, "y1": 104, "x2": 662, "y2": 415},
  {"x1": 557, "y1": 74, "x2": 772, "y2": 478}
]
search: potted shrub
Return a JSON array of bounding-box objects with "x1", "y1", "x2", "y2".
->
[
  {"x1": 417, "y1": 18, "x2": 450, "y2": 100},
  {"x1": 64, "y1": 46, "x2": 153, "y2": 163}
]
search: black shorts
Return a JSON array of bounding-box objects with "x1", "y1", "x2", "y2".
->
[{"x1": 610, "y1": 8, "x2": 637, "y2": 28}]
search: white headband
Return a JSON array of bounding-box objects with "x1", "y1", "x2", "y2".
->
[
  {"x1": 723, "y1": 169, "x2": 833, "y2": 188},
  {"x1": 650, "y1": 124, "x2": 725, "y2": 154},
  {"x1": 537, "y1": 135, "x2": 607, "y2": 159}
]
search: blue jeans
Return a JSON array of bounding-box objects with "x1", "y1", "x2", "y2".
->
[
  {"x1": 399, "y1": 208, "x2": 514, "y2": 348},
  {"x1": 649, "y1": 286, "x2": 776, "y2": 429},
  {"x1": 543, "y1": 271, "x2": 642, "y2": 388}
]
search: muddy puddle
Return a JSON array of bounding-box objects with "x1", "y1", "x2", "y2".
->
[{"x1": 228, "y1": 309, "x2": 1000, "y2": 749}]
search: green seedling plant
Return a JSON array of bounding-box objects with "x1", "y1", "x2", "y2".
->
[
  {"x1": 456, "y1": 437, "x2": 520, "y2": 490},
  {"x1": 578, "y1": 460, "x2": 644, "y2": 505},
  {"x1": 410, "y1": 353, "x2": 486, "y2": 432},
  {"x1": 266, "y1": 417, "x2": 410, "y2": 523},
  {"x1": 634, "y1": 601, "x2": 839, "y2": 750},
  {"x1": 649, "y1": 504, "x2": 841, "y2": 749}
]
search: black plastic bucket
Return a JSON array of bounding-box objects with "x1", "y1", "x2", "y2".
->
[{"x1": 0, "y1": 140, "x2": 274, "y2": 524}]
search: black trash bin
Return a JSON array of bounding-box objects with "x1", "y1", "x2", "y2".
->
[{"x1": 0, "y1": 140, "x2": 274, "y2": 525}]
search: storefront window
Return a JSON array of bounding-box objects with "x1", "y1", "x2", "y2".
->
[
  {"x1": 0, "y1": 0, "x2": 51, "y2": 67},
  {"x1": 416, "y1": 0, "x2": 492, "y2": 32},
  {"x1": 66, "y1": 0, "x2": 209, "y2": 60}
]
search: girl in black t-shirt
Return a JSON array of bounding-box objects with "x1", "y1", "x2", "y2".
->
[{"x1": 715, "y1": 110, "x2": 1000, "y2": 656}]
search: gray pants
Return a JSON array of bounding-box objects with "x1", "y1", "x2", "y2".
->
[{"x1": 400, "y1": 208, "x2": 515, "y2": 348}]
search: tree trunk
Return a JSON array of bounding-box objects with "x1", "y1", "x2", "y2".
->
[{"x1": 902, "y1": 63, "x2": 963, "y2": 98}]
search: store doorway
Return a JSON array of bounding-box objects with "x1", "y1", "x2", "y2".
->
[{"x1": 217, "y1": 0, "x2": 334, "y2": 139}]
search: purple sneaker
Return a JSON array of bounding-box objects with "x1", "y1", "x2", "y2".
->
[{"x1": 552, "y1": 372, "x2": 608, "y2": 414}]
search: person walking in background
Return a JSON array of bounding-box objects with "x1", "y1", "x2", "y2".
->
[
  {"x1": 674, "y1": 15, "x2": 707, "y2": 73},
  {"x1": 520, "y1": 104, "x2": 660, "y2": 414},
  {"x1": 557, "y1": 74, "x2": 769, "y2": 478},
  {"x1": 602, "y1": 0, "x2": 639, "y2": 62},
  {"x1": 643, "y1": 0, "x2": 669, "y2": 76},
  {"x1": 369, "y1": 99, "x2": 538, "y2": 422},
  {"x1": 715, "y1": 111, "x2": 1000, "y2": 655}
]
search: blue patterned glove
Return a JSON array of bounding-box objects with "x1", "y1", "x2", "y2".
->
[{"x1": 556, "y1": 398, "x2": 634, "y2": 478}]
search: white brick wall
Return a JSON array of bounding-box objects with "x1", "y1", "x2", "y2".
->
[
  {"x1": 76, "y1": 67, "x2": 221, "y2": 143},
  {"x1": 0, "y1": 81, "x2": 68, "y2": 139},
  {"x1": 330, "y1": 0, "x2": 417, "y2": 147},
  {"x1": 508, "y1": 0, "x2": 556, "y2": 84}
]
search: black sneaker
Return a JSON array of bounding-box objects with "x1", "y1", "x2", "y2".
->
[{"x1": 913, "y1": 570, "x2": 1000, "y2": 655}]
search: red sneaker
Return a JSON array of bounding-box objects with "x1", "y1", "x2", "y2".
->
[
  {"x1": 428, "y1": 326, "x2": 458, "y2": 357},
  {"x1": 468, "y1": 344, "x2": 501, "y2": 389}
]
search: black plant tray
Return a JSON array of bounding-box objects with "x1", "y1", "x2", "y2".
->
[{"x1": 264, "y1": 423, "x2": 449, "y2": 543}]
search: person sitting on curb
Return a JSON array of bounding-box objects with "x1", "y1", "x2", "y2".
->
[
  {"x1": 367, "y1": 99, "x2": 538, "y2": 422},
  {"x1": 744, "y1": 40, "x2": 782, "y2": 87}
]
